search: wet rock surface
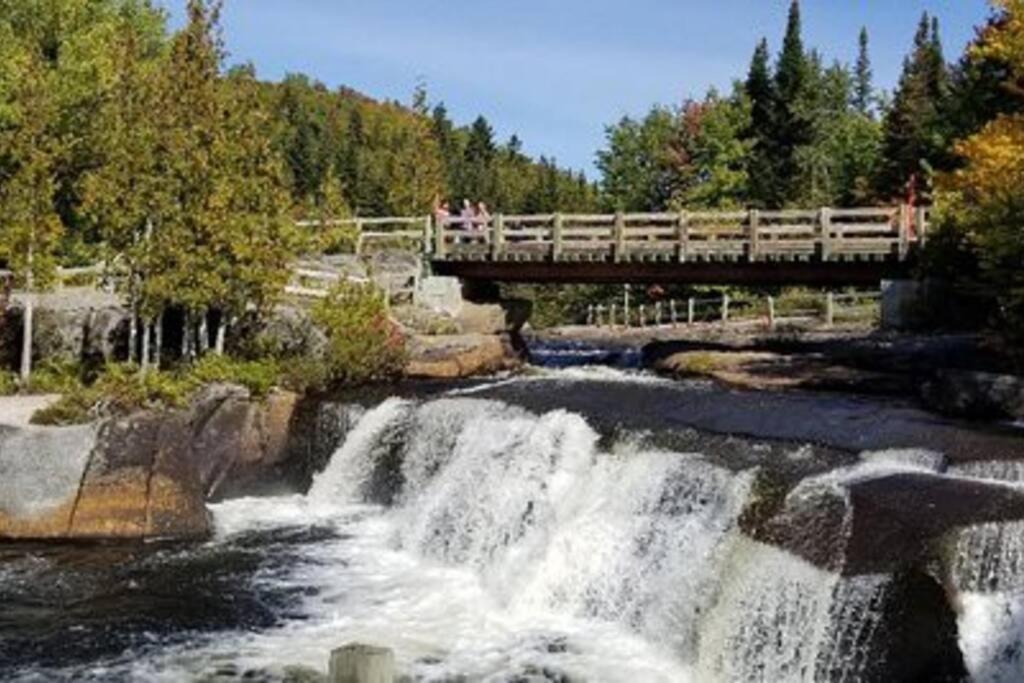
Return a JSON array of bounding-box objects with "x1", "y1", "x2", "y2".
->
[{"x1": 406, "y1": 333, "x2": 523, "y2": 379}]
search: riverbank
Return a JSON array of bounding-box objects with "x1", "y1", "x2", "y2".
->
[{"x1": 532, "y1": 322, "x2": 1024, "y2": 421}]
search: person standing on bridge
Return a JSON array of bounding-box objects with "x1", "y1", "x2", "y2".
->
[
  {"x1": 459, "y1": 199, "x2": 477, "y2": 243},
  {"x1": 475, "y1": 202, "x2": 491, "y2": 242}
]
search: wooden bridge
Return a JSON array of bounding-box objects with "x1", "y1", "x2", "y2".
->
[{"x1": 324, "y1": 205, "x2": 930, "y2": 287}]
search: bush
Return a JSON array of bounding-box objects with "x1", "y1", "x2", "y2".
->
[
  {"x1": 312, "y1": 281, "x2": 406, "y2": 384},
  {"x1": 0, "y1": 372, "x2": 17, "y2": 396},
  {"x1": 189, "y1": 355, "x2": 281, "y2": 397},
  {"x1": 25, "y1": 359, "x2": 84, "y2": 394}
]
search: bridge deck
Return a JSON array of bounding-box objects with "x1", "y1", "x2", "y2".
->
[{"x1": 325, "y1": 206, "x2": 927, "y2": 285}]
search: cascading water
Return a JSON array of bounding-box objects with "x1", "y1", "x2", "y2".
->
[
  {"x1": 5, "y1": 370, "x2": 1024, "y2": 682},
  {"x1": 949, "y1": 460, "x2": 1024, "y2": 682}
]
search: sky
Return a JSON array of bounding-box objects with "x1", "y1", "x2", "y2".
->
[{"x1": 158, "y1": 1, "x2": 992, "y2": 176}]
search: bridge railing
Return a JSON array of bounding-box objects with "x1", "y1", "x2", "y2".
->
[
  {"x1": 298, "y1": 216, "x2": 433, "y2": 256},
  {"x1": 433, "y1": 206, "x2": 929, "y2": 263}
]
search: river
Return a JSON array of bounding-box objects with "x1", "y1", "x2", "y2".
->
[{"x1": 2, "y1": 343, "x2": 1024, "y2": 682}]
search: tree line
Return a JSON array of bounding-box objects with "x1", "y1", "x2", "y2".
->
[
  {"x1": 597, "y1": 1, "x2": 1021, "y2": 212},
  {"x1": 0, "y1": 0, "x2": 598, "y2": 376}
]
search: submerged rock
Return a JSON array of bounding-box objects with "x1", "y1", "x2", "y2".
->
[{"x1": 922, "y1": 369, "x2": 1024, "y2": 420}]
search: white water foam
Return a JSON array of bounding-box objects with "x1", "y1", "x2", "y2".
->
[{"x1": 949, "y1": 460, "x2": 1024, "y2": 682}]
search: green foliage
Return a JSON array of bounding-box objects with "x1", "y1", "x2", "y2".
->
[
  {"x1": 311, "y1": 281, "x2": 406, "y2": 384},
  {"x1": 25, "y1": 359, "x2": 83, "y2": 394},
  {"x1": 0, "y1": 371, "x2": 16, "y2": 396},
  {"x1": 189, "y1": 355, "x2": 280, "y2": 398}
]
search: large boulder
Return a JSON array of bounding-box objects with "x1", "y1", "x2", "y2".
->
[
  {"x1": 0, "y1": 384, "x2": 307, "y2": 541},
  {"x1": 0, "y1": 417, "x2": 210, "y2": 541},
  {"x1": 1, "y1": 289, "x2": 129, "y2": 367},
  {"x1": 406, "y1": 333, "x2": 522, "y2": 379}
]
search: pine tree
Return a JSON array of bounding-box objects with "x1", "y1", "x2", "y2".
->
[
  {"x1": 773, "y1": 0, "x2": 811, "y2": 205},
  {"x1": 745, "y1": 39, "x2": 779, "y2": 207},
  {"x1": 876, "y1": 12, "x2": 951, "y2": 200},
  {"x1": 854, "y1": 27, "x2": 874, "y2": 116}
]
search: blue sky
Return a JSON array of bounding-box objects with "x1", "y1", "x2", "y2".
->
[{"x1": 158, "y1": 1, "x2": 992, "y2": 176}]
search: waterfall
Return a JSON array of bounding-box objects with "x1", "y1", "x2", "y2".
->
[
  {"x1": 301, "y1": 396, "x2": 919, "y2": 680},
  {"x1": 949, "y1": 460, "x2": 1024, "y2": 682}
]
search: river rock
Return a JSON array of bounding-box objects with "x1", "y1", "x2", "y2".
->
[
  {"x1": 921, "y1": 369, "x2": 1024, "y2": 420},
  {"x1": 406, "y1": 333, "x2": 522, "y2": 379},
  {"x1": 749, "y1": 466, "x2": 1024, "y2": 576}
]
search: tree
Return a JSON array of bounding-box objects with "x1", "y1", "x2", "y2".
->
[
  {"x1": 0, "y1": 43, "x2": 64, "y2": 381},
  {"x1": 597, "y1": 107, "x2": 682, "y2": 211},
  {"x1": 773, "y1": 0, "x2": 812, "y2": 205},
  {"x1": 81, "y1": 8, "x2": 168, "y2": 368},
  {"x1": 937, "y1": 0, "x2": 1024, "y2": 344},
  {"x1": 675, "y1": 88, "x2": 752, "y2": 209},
  {"x1": 876, "y1": 12, "x2": 952, "y2": 200},
  {"x1": 745, "y1": 39, "x2": 779, "y2": 207},
  {"x1": 854, "y1": 27, "x2": 874, "y2": 117}
]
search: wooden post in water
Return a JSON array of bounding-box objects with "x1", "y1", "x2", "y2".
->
[
  {"x1": 721, "y1": 294, "x2": 730, "y2": 323},
  {"x1": 767, "y1": 296, "x2": 776, "y2": 330},
  {"x1": 329, "y1": 644, "x2": 395, "y2": 683}
]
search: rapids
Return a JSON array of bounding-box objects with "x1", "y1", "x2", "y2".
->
[{"x1": 2, "y1": 365, "x2": 1024, "y2": 681}]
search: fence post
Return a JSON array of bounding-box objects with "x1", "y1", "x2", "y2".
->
[
  {"x1": 434, "y1": 216, "x2": 446, "y2": 259},
  {"x1": 610, "y1": 303, "x2": 617, "y2": 328},
  {"x1": 677, "y1": 211, "x2": 689, "y2": 263},
  {"x1": 587, "y1": 305, "x2": 594, "y2": 327},
  {"x1": 614, "y1": 212, "x2": 626, "y2": 263},
  {"x1": 354, "y1": 219, "x2": 365, "y2": 257},
  {"x1": 825, "y1": 292, "x2": 835, "y2": 326},
  {"x1": 748, "y1": 209, "x2": 760, "y2": 263},
  {"x1": 655, "y1": 302, "x2": 663, "y2": 326},
  {"x1": 492, "y1": 214, "x2": 505, "y2": 260},
  {"x1": 820, "y1": 207, "x2": 832, "y2": 262},
  {"x1": 688, "y1": 297, "x2": 695, "y2": 326},
  {"x1": 767, "y1": 295, "x2": 776, "y2": 330},
  {"x1": 670, "y1": 299, "x2": 678, "y2": 328},
  {"x1": 721, "y1": 294, "x2": 730, "y2": 323},
  {"x1": 898, "y1": 204, "x2": 911, "y2": 260},
  {"x1": 638, "y1": 304, "x2": 646, "y2": 328}
]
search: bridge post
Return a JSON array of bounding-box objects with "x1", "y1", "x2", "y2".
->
[
  {"x1": 748, "y1": 209, "x2": 760, "y2": 263},
  {"x1": 492, "y1": 214, "x2": 505, "y2": 260},
  {"x1": 354, "y1": 219, "x2": 365, "y2": 257},
  {"x1": 677, "y1": 211, "x2": 689, "y2": 263},
  {"x1": 422, "y1": 215, "x2": 433, "y2": 256},
  {"x1": 434, "y1": 216, "x2": 446, "y2": 259},
  {"x1": 614, "y1": 212, "x2": 626, "y2": 263},
  {"x1": 552, "y1": 213, "x2": 564, "y2": 261},
  {"x1": 915, "y1": 205, "x2": 928, "y2": 248},
  {"x1": 898, "y1": 204, "x2": 911, "y2": 260},
  {"x1": 820, "y1": 207, "x2": 832, "y2": 262}
]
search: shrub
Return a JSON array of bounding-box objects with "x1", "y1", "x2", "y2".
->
[
  {"x1": 189, "y1": 355, "x2": 281, "y2": 397},
  {"x1": 0, "y1": 372, "x2": 17, "y2": 396},
  {"x1": 25, "y1": 359, "x2": 83, "y2": 394},
  {"x1": 312, "y1": 281, "x2": 406, "y2": 384}
]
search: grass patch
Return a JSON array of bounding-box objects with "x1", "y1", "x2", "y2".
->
[{"x1": 670, "y1": 352, "x2": 725, "y2": 377}]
